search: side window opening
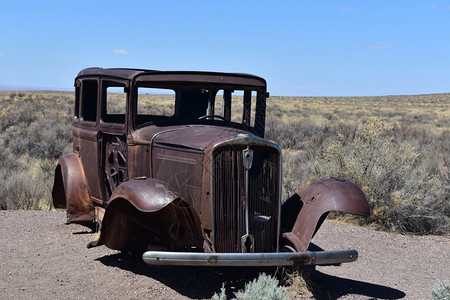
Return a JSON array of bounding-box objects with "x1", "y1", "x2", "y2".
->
[
  {"x1": 74, "y1": 82, "x2": 80, "y2": 119},
  {"x1": 81, "y1": 80, "x2": 98, "y2": 122},
  {"x1": 136, "y1": 87, "x2": 175, "y2": 126},
  {"x1": 103, "y1": 84, "x2": 127, "y2": 124}
]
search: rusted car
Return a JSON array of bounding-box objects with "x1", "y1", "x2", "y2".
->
[{"x1": 52, "y1": 67, "x2": 370, "y2": 266}]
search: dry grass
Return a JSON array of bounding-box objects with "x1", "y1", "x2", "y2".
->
[
  {"x1": 267, "y1": 94, "x2": 450, "y2": 131},
  {"x1": 0, "y1": 91, "x2": 448, "y2": 234},
  {"x1": 266, "y1": 94, "x2": 450, "y2": 235},
  {"x1": 279, "y1": 268, "x2": 313, "y2": 296}
]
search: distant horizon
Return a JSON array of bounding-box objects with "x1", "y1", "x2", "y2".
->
[
  {"x1": 1, "y1": 85, "x2": 448, "y2": 98},
  {"x1": 0, "y1": 85, "x2": 74, "y2": 92}
]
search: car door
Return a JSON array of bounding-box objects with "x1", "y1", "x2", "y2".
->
[
  {"x1": 74, "y1": 78, "x2": 105, "y2": 205},
  {"x1": 98, "y1": 79, "x2": 129, "y2": 201}
]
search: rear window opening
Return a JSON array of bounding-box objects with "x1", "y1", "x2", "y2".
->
[{"x1": 81, "y1": 80, "x2": 98, "y2": 122}]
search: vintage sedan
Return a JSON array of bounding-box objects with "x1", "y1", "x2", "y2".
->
[{"x1": 52, "y1": 67, "x2": 370, "y2": 266}]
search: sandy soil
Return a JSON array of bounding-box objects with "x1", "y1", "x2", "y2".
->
[{"x1": 0, "y1": 210, "x2": 448, "y2": 299}]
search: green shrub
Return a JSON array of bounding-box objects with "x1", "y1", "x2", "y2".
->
[
  {"x1": 431, "y1": 280, "x2": 450, "y2": 300},
  {"x1": 0, "y1": 169, "x2": 53, "y2": 210},
  {"x1": 236, "y1": 273, "x2": 288, "y2": 300},
  {"x1": 311, "y1": 118, "x2": 449, "y2": 234},
  {"x1": 211, "y1": 285, "x2": 227, "y2": 300},
  {"x1": 211, "y1": 273, "x2": 288, "y2": 300},
  {"x1": 271, "y1": 109, "x2": 449, "y2": 234}
]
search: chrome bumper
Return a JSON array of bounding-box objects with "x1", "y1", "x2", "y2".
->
[{"x1": 142, "y1": 249, "x2": 358, "y2": 266}]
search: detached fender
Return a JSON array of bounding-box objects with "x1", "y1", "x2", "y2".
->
[
  {"x1": 52, "y1": 153, "x2": 94, "y2": 224},
  {"x1": 281, "y1": 178, "x2": 370, "y2": 251},
  {"x1": 90, "y1": 178, "x2": 204, "y2": 251}
]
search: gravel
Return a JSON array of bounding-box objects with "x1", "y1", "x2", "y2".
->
[{"x1": 0, "y1": 210, "x2": 448, "y2": 299}]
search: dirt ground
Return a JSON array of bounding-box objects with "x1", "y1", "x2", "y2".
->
[{"x1": 0, "y1": 210, "x2": 448, "y2": 299}]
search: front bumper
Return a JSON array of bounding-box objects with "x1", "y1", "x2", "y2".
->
[{"x1": 142, "y1": 249, "x2": 358, "y2": 266}]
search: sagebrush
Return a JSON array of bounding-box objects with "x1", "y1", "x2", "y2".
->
[
  {"x1": 266, "y1": 95, "x2": 450, "y2": 235},
  {"x1": 431, "y1": 280, "x2": 450, "y2": 300},
  {"x1": 0, "y1": 91, "x2": 72, "y2": 210},
  {"x1": 211, "y1": 273, "x2": 288, "y2": 300}
]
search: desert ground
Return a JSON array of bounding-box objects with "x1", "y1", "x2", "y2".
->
[{"x1": 1, "y1": 210, "x2": 448, "y2": 299}]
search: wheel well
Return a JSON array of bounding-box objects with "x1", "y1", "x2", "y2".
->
[
  {"x1": 52, "y1": 164, "x2": 66, "y2": 209},
  {"x1": 99, "y1": 197, "x2": 204, "y2": 252}
]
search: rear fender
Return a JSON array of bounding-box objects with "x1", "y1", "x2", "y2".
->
[
  {"x1": 52, "y1": 153, "x2": 94, "y2": 224},
  {"x1": 281, "y1": 178, "x2": 370, "y2": 251},
  {"x1": 91, "y1": 178, "x2": 204, "y2": 251}
]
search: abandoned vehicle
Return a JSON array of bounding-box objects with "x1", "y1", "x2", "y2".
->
[{"x1": 52, "y1": 67, "x2": 370, "y2": 266}]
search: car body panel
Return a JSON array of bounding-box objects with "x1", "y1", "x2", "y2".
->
[
  {"x1": 52, "y1": 153, "x2": 94, "y2": 223},
  {"x1": 281, "y1": 178, "x2": 370, "y2": 251}
]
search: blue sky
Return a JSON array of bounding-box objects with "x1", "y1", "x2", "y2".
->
[{"x1": 1, "y1": 1, "x2": 449, "y2": 96}]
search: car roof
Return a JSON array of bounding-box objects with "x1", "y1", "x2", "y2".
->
[{"x1": 76, "y1": 67, "x2": 267, "y2": 88}]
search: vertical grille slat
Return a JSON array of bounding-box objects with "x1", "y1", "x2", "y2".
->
[{"x1": 213, "y1": 145, "x2": 280, "y2": 253}]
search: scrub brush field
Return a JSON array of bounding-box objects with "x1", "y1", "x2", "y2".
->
[{"x1": 0, "y1": 91, "x2": 449, "y2": 235}]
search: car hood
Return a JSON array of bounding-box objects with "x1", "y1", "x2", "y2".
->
[{"x1": 133, "y1": 125, "x2": 251, "y2": 151}]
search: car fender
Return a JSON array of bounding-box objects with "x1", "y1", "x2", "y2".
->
[
  {"x1": 281, "y1": 178, "x2": 370, "y2": 251},
  {"x1": 52, "y1": 153, "x2": 94, "y2": 224},
  {"x1": 89, "y1": 178, "x2": 205, "y2": 251},
  {"x1": 108, "y1": 178, "x2": 179, "y2": 212}
]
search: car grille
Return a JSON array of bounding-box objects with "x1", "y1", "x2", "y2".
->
[{"x1": 212, "y1": 145, "x2": 280, "y2": 253}]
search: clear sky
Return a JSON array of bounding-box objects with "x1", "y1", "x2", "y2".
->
[{"x1": 1, "y1": 1, "x2": 449, "y2": 96}]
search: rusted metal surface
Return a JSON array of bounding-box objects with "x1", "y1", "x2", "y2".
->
[
  {"x1": 89, "y1": 179, "x2": 204, "y2": 251},
  {"x1": 108, "y1": 178, "x2": 180, "y2": 212},
  {"x1": 282, "y1": 178, "x2": 370, "y2": 251},
  {"x1": 53, "y1": 67, "x2": 371, "y2": 267},
  {"x1": 211, "y1": 138, "x2": 281, "y2": 253},
  {"x1": 52, "y1": 153, "x2": 93, "y2": 223}
]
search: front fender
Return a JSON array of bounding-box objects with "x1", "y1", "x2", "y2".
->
[
  {"x1": 90, "y1": 178, "x2": 204, "y2": 251},
  {"x1": 281, "y1": 178, "x2": 370, "y2": 251},
  {"x1": 108, "y1": 178, "x2": 179, "y2": 212},
  {"x1": 52, "y1": 153, "x2": 93, "y2": 224}
]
